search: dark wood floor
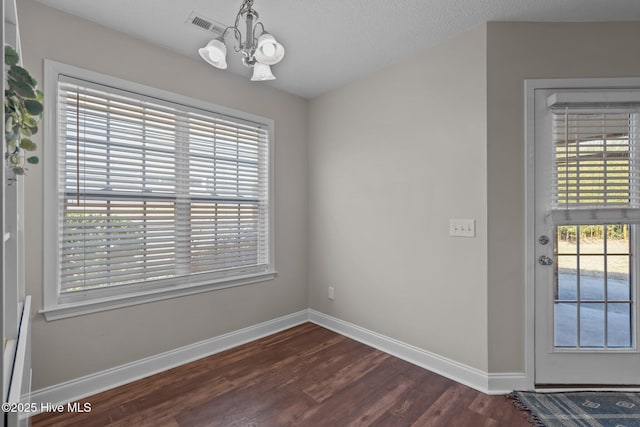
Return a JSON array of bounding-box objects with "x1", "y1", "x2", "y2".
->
[{"x1": 32, "y1": 323, "x2": 530, "y2": 426}]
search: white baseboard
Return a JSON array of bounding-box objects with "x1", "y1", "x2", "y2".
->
[
  {"x1": 308, "y1": 309, "x2": 526, "y2": 395},
  {"x1": 488, "y1": 372, "x2": 530, "y2": 394},
  {"x1": 29, "y1": 309, "x2": 309, "y2": 412},
  {"x1": 30, "y1": 308, "x2": 527, "y2": 415}
]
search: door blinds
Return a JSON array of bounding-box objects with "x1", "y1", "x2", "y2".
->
[
  {"x1": 56, "y1": 76, "x2": 270, "y2": 296},
  {"x1": 550, "y1": 105, "x2": 640, "y2": 225}
]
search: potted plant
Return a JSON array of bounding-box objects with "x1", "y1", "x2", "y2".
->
[{"x1": 4, "y1": 44, "x2": 43, "y2": 178}]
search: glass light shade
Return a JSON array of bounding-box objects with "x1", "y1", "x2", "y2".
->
[
  {"x1": 198, "y1": 39, "x2": 228, "y2": 69},
  {"x1": 254, "y1": 33, "x2": 285, "y2": 65},
  {"x1": 251, "y1": 63, "x2": 276, "y2": 81}
]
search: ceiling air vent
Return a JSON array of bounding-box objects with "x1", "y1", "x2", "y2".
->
[
  {"x1": 192, "y1": 16, "x2": 212, "y2": 30},
  {"x1": 186, "y1": 11, "x2": 226, "y2": 36}
]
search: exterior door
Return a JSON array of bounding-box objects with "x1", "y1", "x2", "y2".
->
[{"x1": 534, "y1": 86, "x2": 640, "y2": 385}]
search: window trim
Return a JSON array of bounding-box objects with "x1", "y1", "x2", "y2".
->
[{"x1": 42, "y1": 60, "x2": 276, "y2": 321}]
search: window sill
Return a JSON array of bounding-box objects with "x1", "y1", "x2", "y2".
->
[{"x1": 40, "y1": 271, "x2": 277, "y2": 321}]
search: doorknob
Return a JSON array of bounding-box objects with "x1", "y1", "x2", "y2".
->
[{"x1": 538, "y1": 255, "x2": 554, "y2": 266}]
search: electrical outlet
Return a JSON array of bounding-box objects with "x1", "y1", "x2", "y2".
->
[
  {"x1": 449, "y1": 218, "x2": 475, "y2": 237},
  {"x1": 328, "y1": 286, "x2": 335, "y2": 300}
]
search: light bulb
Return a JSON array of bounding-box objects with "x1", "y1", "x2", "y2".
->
[
  {"x1": 255, "y1": 33, "x2": 285, "y2": 65},
  {"x1": 261, "y1": 43, "x2": 276, "y2": 57}
]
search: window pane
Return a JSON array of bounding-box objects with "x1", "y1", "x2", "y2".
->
[
  {"x1": 579, "y1": 255, "x2": 604, "y2": 301},
  {"x1": 556, "y1": 256, "x2": 577, "y2": 300},
  {"x1": 579, "y1": 225, "x2": 604, "y2": 253},
  {"x1": 580, "y1": 303, "x2": 605, "y2": 348},
  {"x1": 557, "y1": 226, "x2": 577, "y2": 254},
  {"x1": 555, "y1": 303, "x2": 577, "y2": 348},
  {"x1": 608, "y1": 256, "x2": 631, "y2": 301},
  {"x1": 608, "y1": 303, "x2": 632, "y2": 348}
]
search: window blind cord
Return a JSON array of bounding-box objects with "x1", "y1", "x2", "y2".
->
[
  {"x1": 564, "y1": 106, "x2": 569, "y2": 207},
  {"x1": 76, "y1": 90, "x2": 80, "y2": 206}
]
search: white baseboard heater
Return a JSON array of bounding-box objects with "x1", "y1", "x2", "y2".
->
[{"x1": 6, "y1": 296, "x2": 32, "y2": 427}]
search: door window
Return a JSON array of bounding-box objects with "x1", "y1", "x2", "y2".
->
[{"x1": 554, "y1": 224, "x2": 632, "y2": 349}]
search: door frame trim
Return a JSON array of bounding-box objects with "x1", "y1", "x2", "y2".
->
[{"x1": 524, "y1": 77, "x2": 640, "y2": 390}]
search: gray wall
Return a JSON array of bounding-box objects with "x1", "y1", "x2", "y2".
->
[
  {"x1": 486, "y1": 21, "x2": 640, "y2": 372},
  {"x1": 308, "y1": 26, "x2": 489, "y2": 371},
  {"x1": 308, "y1": 21, "x2": 640, "y2": 377},
  {"x1": 19, "y1": 0, "x2": 309, "y2": 389}
]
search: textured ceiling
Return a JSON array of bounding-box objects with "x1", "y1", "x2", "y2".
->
[{"x1": 36, "y1": 0, "x2": 640, "y2": 99}]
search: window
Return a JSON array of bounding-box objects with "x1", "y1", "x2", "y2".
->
[
  {"x1": 43, "y1": 61, "x2": 275, "y2": 320},
  {"x1": 548, "y1": 91, "x2": 640, "y2": 225},
  {"x1": 548, "y1": 94, "x2": 640, "y2": 350},
  {"x1": 553, "y1": 110, "x2": 640, "y2": 211}
]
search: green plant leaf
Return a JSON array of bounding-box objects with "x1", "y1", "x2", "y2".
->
[
  {"x1": 8, "y1": 66, "x2": 36, "y2": 88},
  {"x1": 10, "y1": 80, "x2": 36, "y2": 99},
  {"x1": 8, "y1": 95, "x2": 20, "y2": 109},
  {"x1": 24, "y1": 99, "x2": 43, "y2": 115},
  {"x1": 24, "y1": 116, "x2": 37, "y2": 127},
  {"x1": 19, "y1": 138, "x2": 36, "y2": 151},
  {"x1": 10, "y1": 109, "x2": 21, "y2": 123},
  {"x1": 5, "y1": 97, "x2": 17, "y2": 114},
  {"x1": 4, "y1": 45, "x2": 19, "y2": 66},
  {"x1": 4, "y1": 50, "x2": 43, "y2": 177}
]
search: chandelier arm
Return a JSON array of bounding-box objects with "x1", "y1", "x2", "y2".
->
[
  {"x1": 254, "y1": 22, "x2": 266, "y2": 38},
  {"x1": 220, "y1": 26, "x2": 233, "y2": 40},
  {"x1": 232, "y1": 27, "x2": 243, "y2": 52}
]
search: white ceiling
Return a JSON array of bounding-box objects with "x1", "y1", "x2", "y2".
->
[{"x1": 36, "y1": 0, "x2": 640, "y2": 99}]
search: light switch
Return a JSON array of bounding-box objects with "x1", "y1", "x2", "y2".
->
[{"x1": 449, "y1": 219, "x2": 475, "y2": 237}]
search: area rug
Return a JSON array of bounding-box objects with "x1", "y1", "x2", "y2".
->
[{"x1": 510, "y1": 391, "x2": 640, "y2": 427}]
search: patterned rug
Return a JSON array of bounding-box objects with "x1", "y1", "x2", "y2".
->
[{"x1": 510, "y1": 391, "x2": 640, "y2": 427}]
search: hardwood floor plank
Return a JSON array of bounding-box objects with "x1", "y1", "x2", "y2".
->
[
  {"x1": 468, "y1": 393, "x2": 531, "y2": 427},
  {"x1": 302, "y1": 349, "x2": 389, "y2": 402},
  {"x1": 427, "y1": 408, "x2": 499, "y2": 427},
  {"x1": 345, "y1": 381, "x2": 413, "y2": 427},
  {"x1": 31, "y1": 323, "x2": 529, "y2": 427},
  {"x1": 367, "y1": 370, "x2": 452, "y2": 425},
  {"x1": 298, "y1": 361, "x2": 415, "y2": 426},
  {"x1": 410, "y1": 383, "x2": 475, "y2": 426},
  {"x1": 285, "y1": 338, "x2": 372, "y2": 392},
  {"x1": 175, "y1": 375, "x2": 311, "y2": 426}
]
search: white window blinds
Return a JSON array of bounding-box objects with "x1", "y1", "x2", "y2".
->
[
  {"x1": 550, "y1": 108, "x2": 640, "y2": 224},
  {"x1": 56, "y1": 76, "x2": 271, "y2": 297}
]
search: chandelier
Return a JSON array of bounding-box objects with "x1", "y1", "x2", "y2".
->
[{"x1": 198, "y1": 0, "x2": 285, "y2": 81}]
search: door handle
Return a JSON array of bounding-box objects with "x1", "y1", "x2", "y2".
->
[{"x1": 538, "y1": 255, "x2": 554, "y2": 266}]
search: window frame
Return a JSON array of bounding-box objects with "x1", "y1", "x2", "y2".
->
[
  {"x1": 546, "y1": 98, "x2": 640, "y2": 352},
  {"x1": 42, "y1": 60, "x2": 276, "y2": 321},
  {"x1": 524, "y1": 77, "x2": 640, "y2": 390}
]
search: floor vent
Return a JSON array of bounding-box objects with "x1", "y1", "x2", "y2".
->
[{"x1": 186, "y1": 11, "x2": 226, "y2": 36}]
